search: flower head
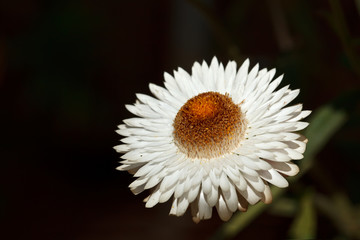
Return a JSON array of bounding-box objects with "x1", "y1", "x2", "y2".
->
[{"x1": 114, "y1": 57, "x2": 310, "y2": 222}]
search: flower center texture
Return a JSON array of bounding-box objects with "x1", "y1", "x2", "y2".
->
[{"x1": 173, "y1": 92, "x2": 247, "y2": 159}]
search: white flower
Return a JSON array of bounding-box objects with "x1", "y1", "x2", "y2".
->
[{"x1": 114, "y1": 57, "x2": 310, "y2": 223}]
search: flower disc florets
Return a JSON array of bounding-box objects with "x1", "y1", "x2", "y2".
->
[{"x1": 173, "y1": 91, "x2": 247, "y2": 159}]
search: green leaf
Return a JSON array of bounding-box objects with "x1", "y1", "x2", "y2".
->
[
  {"x1": 304, "y1": 105, "x2": 347, "y2": 158},
  {"x1": 268, "y1": 197, "x2": 297, "y2": 217},
  {"x1": 289, "y1": 189, "x2": 317, "y2": 239}
]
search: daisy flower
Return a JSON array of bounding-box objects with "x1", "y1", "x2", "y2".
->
[{"x1": 114, "y1": 57, "x2": 310, "y2": 223}]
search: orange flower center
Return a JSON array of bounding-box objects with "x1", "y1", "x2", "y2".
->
[
  {"x1": 173, "y1": 92, "x2": 247, "y2": 159},
  {"x1": 187, "y1": 95, "x2": 218, "y2": 119}
]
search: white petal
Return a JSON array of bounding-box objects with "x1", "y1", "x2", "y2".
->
[
  {"x1": 239, "y1": 165, "x2": 259, "y2": 177},
  {"x1": 222, "y1": 183, "x2": 239, "y2": 212},
  {"x1": 174, "y1": 181, "x2": 185, "y2": 199},
  {"x1": 289, "y1": 110, "x2": 312, "y2": 122},
  {"x1": 149, "y1": 83, "x2": 183, "y2": 109},
  {"x1": 224, "y1": 61, "x2": 237, "y2": 93},
  {"x1": 223, "y1": 166, "x2": 240, "y2": 185},
  {"x1": 160, "y1": 170, "x2": 180, "y2": 192},
  {"x1": 215, "y1": 62, "x2": 226, "y2": 93},
  {"x1": 136, "y1": 93, "x2": 176, "y2": 117},
  {"x1": 198, "y1": 191, "x2": 213, "y2": 220},
  {"x1": 173, "y1": 68, "x2": 197, "y2": 98},
  {"x1": 220, "y1": 172, "x2": 230, "y2": 192},
  {"x1": 113, "y1": 144, "x2": 129, "y2": 153},
  {"x1": 268, "y1": 161, "x2": 299, "y2": 176},
  {"x1": 169, "y1": 198, "x2": 178, "y2": 215},
  {"x1": 144, "y1": 174, "x2": 162, "y2": 189},
  {"x1": 176, "y1": 196, "x2": 190, "y2": 216},
  {"x1": 134, "y1": 162, "x2": 163, "y2": 177},
  {"x1": 209, "y1": 169, "x2": 220, "y2": 187},
  {"x1": 238, "y1": 172, "x2": 248, "y2": 191},
  {"x1": 261, "y1": 183, "x2": 272, "y2": 204},
  {"x1": 267, "y1": 89, "x2": 300, "y2": 114},
  {"x1": 238, "y1": 185, "x2": 261, "y2": 205},
  {"x1": 237, "y1": 155, "x2": 261, "y2": 170},
  {"x1": 145, "y1": 186, "x2": 161, "y2": 208},
  {"x1": 205, "y1": 184, "x2": 219, "y2": 207},
  {"x1": 159, "y1": 187, "x2": 175, "y2": 203},
  {"x1": 285, "y1": 148, "x2": 304, "y2": 159},
  {"x1": 254, "y1": 159, "x2": 273, "y2": 170},
  {"x1": 202, "y1": 176, "x2": 212, "y2": 195},
  {"x1": 255, "y1": 141, "x2": 288, "y2": 149},
  {"x1": 243, "y1": 173, "x2": 265, "y2": 192},
  {"x1": 117, "y1": 163, "x2": 143, "y2": 172},
  {"x1": 264, "y1": 74, "x2": 283, "y2": 97},
  {"x1": 232, "y1": 59, "x2": 249, "y2": 102},
  {"x1": 216, "y1": 195, "x2": 233, "y2": 221},
  {"x1": 285, "y1": 139, "x2": 307, "y2": 154},
  {"x1": 188, "y1": 184, "x2": 200, "y2": 203},
  {"x1": 163, "y1": 72, "x2": 187, "y2": 104},
  {"x1": 129, "y1": 177, "x2": 147, "y2": 190},
  {"x1": 125, "y1": 103, "x2": 159, "y2": 119},
  {"x1": 258, "y1": 169, "x2": 289, "y2": 188}
]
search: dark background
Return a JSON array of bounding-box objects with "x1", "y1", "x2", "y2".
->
[{"x1": 1, "y1": 0, "x2": 359, "y2": 239}]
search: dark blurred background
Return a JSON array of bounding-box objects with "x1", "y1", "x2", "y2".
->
[{"x1": 1, "y1": 0, "x2": 359, "y2": 239}]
